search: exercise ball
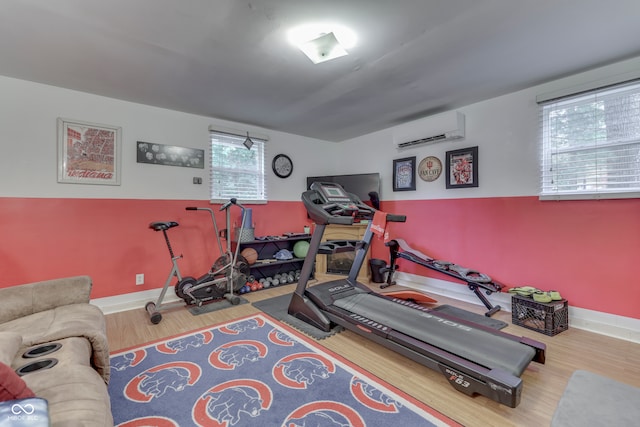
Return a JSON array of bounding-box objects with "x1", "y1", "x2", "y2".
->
[
  {"x1": 240, "y1": 247, "x2": 258, "y2": 264},
  {"x1": 293, "y1": 240, "x2": 310, "y2": 258}
]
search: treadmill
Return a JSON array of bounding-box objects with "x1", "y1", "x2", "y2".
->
[{"x1": 288, "y1": 182, "x2": 546, "y2": 408}]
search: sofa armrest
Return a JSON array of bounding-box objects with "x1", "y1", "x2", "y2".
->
[
  {"x1": 0, "y1": 276, "x2": 93, "y2": 324},
  {"x1": 0, "y1": 332, "x2": 22, "y2": 365}
]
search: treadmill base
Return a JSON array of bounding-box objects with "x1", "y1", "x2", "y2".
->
[{"x1": 288, "y1": 279, "x2": 545, "y2": 408}]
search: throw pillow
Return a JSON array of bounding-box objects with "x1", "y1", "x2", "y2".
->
[{"x1": 0, "y1": 362, "x2": 35, "y2": 402}]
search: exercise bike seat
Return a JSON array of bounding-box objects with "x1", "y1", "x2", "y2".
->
[{"x1": 149, "y1": 221, "x2": 179, "y2": 231}]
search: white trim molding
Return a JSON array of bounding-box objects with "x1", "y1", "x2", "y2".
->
[
  {"x1": 92, "y1": 288, "x2": 182, "y2": 315},
  {"x1": 390, "y1": 272, "x2": 640, "y2": 344},
  {"x1": 92, "y1": 272, "x2": 640, "y2": 344}
]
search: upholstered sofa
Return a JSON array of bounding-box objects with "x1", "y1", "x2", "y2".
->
[{"x1": 0, "y1": 276, "x2": 113, "y2": 426}]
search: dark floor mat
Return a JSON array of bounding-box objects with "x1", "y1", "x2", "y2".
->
[
  {"x1": 188, "y1": 296, "x2": 249, "y2": 316},
  {"x1": 251, "y1": 294, "x2": 343, "y2": 340},
  {"x1": 432, "y1": 304, "x2": 507, "y2": 330}
]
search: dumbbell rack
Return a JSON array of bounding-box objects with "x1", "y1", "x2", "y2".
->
[{"x1": 234, "y1": 234, "x2": 313, "y2": 287}]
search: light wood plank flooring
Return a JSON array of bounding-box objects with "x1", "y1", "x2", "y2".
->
[{"x1": 106, "y1": 281, "x2": 640, "y2": 427}]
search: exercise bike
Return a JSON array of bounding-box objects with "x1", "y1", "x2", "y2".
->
[{"x1": 145, "y1": 198, "x2": 250, "y2": 324}]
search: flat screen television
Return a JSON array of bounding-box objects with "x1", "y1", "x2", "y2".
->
[{"x1": 306, "y1": 173, "x2": 380, "y2": 205}]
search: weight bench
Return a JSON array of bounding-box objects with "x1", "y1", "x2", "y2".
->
[{"x1": 383, "y1": 238, "x2": 503, "y2": 316}]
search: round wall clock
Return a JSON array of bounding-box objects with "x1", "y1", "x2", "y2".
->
[{"x1": 272, "y1": 154, "x2": 293, "y2": 178}]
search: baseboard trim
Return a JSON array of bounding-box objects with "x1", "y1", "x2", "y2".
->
[
  {"x1": 92, "y1": 288, "x2": 182, "y2": 315},
  {"x1": 93, "y1": 273, "x2": 640, "y2": 344},
  {"x1": 392, "y1": 272, "x2": 640, "y2": 344}
]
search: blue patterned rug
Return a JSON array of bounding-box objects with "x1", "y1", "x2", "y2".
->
[{"x1": 108, "y1": 314, "x2": 459, "y2": 426}]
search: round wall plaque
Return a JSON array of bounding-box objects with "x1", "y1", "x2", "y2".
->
[{"x1": 418, "y1": 156, "x2": 443, "y2": 182}]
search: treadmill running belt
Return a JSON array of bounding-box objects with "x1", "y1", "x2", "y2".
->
[{"x1": 333, "y1": 293, "x2": 535, "y2": 376}]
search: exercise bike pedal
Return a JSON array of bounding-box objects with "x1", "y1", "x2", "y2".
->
[{"x1": 174, "y1": 276, "x2": 198, "y2": 300}]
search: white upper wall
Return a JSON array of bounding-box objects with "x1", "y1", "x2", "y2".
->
[
  {"x1": 0, "y1": 76, "x2": 336, "y2": 201},
  {"x1": 338, "y1": 56, "x2": 640, "y2": 200},
  {"x1": 2, "y1": 54, "x2": 639, "y2": 202}
]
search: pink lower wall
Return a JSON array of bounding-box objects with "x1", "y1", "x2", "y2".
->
[
  {"x1": 372, "y1": 197, "x2": 640, "y2": 320},
  {"x1": 2, "y1": 196, "x2": 638, "y2": 320},
  {"x1": 0, "y1": 198, "x2": 310, "y2": 298}
]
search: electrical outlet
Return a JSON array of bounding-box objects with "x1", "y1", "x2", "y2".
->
[{"x1": 136, "y1": 274, "x2": 144, "y2": 285}]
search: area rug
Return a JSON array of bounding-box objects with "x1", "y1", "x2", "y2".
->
[
  {"x1": 109, "y1": 313, "x2": 460, "y2": 427},
  {"x1": 551, "y1": 370, "x2": 640, "y2": 427}
]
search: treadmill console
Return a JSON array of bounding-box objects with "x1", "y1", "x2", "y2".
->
[
  {"x1": 315, "y1": 182, "x2": 352, "y2": 203},
  {"x1": 303, "y1": 181, "x2": 375, "y2": 225}
]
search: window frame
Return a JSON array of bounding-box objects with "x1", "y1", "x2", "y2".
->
[
  {"x1": 538, "y1": 79, "x2": 640, "y2": 200},
  {"x1": 209, "y1": 127, "x2": 268, "y2": 204}
]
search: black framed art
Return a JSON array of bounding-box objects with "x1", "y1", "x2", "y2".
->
[
  {"x1": 393, "y1": 156, "x2": 416, "y2": 191},
  {"x1": 136, "y1": 141, "x2": 204, "y2": 168},
  {"x1": 446, "y1": 146, "x2": 478, "y2": 189}
]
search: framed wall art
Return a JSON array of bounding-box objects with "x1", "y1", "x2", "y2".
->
[
  {"x1": 57, "y1": 118, "x2": 121, "y2": 185},
  {"x1": 393, "y1": 156, "x2": 416, "y2": 191},
  {"x1": 446, "y1": 146, "x2": 478, "y2": 189},
  {"x1": 136, "y1": 141, "x2": 204, "y2": 168}
]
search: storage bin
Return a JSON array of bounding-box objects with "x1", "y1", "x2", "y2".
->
[{"x1": 511, "y1": 294, "x2": 569, "y2": 336}]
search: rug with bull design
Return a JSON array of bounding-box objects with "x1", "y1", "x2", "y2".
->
[{"x1": 108, "y1": 313, "x2": 459, "y2": 426}]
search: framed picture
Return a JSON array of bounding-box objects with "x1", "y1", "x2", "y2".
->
[
  {"x1": 393, "y1": 156, "x2": 416, "y2": 191},
  {"x1": 446, "y1": 146, "x2": 478, "y2": 189},
  {"x1": 136, "y1": 141, "x2": 204, "y2": 168},
  {"x1": 57, "y1": 118, "x2": 121, "y2": 185}
]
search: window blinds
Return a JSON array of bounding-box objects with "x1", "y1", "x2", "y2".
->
[
  {"x1": 209, "y1": 129, "x2": 267, "y2": 203},
  {"x1": 539, "y1": 80, "x2": 640, "y2": 200}
]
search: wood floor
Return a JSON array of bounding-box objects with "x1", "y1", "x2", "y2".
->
[{"x1": 106, "y1": 281, "x2": 640, "y2": 427}]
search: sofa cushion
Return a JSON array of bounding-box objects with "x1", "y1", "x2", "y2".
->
[
  {"x1": 0, "y1": 332, "x2": 22, "y2": 365},
  {"x1": 0, "y1": 361, "x2": 35, "y2": 401}
]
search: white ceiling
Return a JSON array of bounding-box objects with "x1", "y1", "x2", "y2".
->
[{"x1": 2, "y1": 0, "x2": 640, "y2": 142}]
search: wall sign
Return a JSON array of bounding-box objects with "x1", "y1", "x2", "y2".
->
[
  {"x1": 137, "y1": 141, "x2": 204, "y2": 168},
  {"x1": 418, "y1": 156, "x2": 442, "y2": 182}
]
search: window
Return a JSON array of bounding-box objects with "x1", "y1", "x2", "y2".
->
[
  {"x1": 539, "y1": 80, "x2": 640, "y2": 200},
  {"x1": 209, "y1": 128, "x2": 267, "y2": 203}
]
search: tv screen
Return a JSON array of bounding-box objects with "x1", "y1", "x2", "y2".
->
[{"x1": 306, "y1": 173, "x2": 380, "y2": 205}]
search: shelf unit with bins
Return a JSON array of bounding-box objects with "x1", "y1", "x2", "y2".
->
[
  {"x1": 315, "y1": 224, "x2": 370, "y2": 282},
  {"x1": 234, "y1": 235, "x2": 313, "y2": 282}
]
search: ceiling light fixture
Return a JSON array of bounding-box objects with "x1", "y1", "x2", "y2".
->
[
  {"x1": 288, "y1": 23, "x2": 357, "y2": 64},
  {"x1": 243, "y1": 132, "x2": 253, "y2": 150},
  {"x1": 299, "y1": 32, "x2": 348, "y2": 64}
]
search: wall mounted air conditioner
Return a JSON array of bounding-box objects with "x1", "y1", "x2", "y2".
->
[{"x1": 395, "y1": 111, "x2": 465, "y2": 150}]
